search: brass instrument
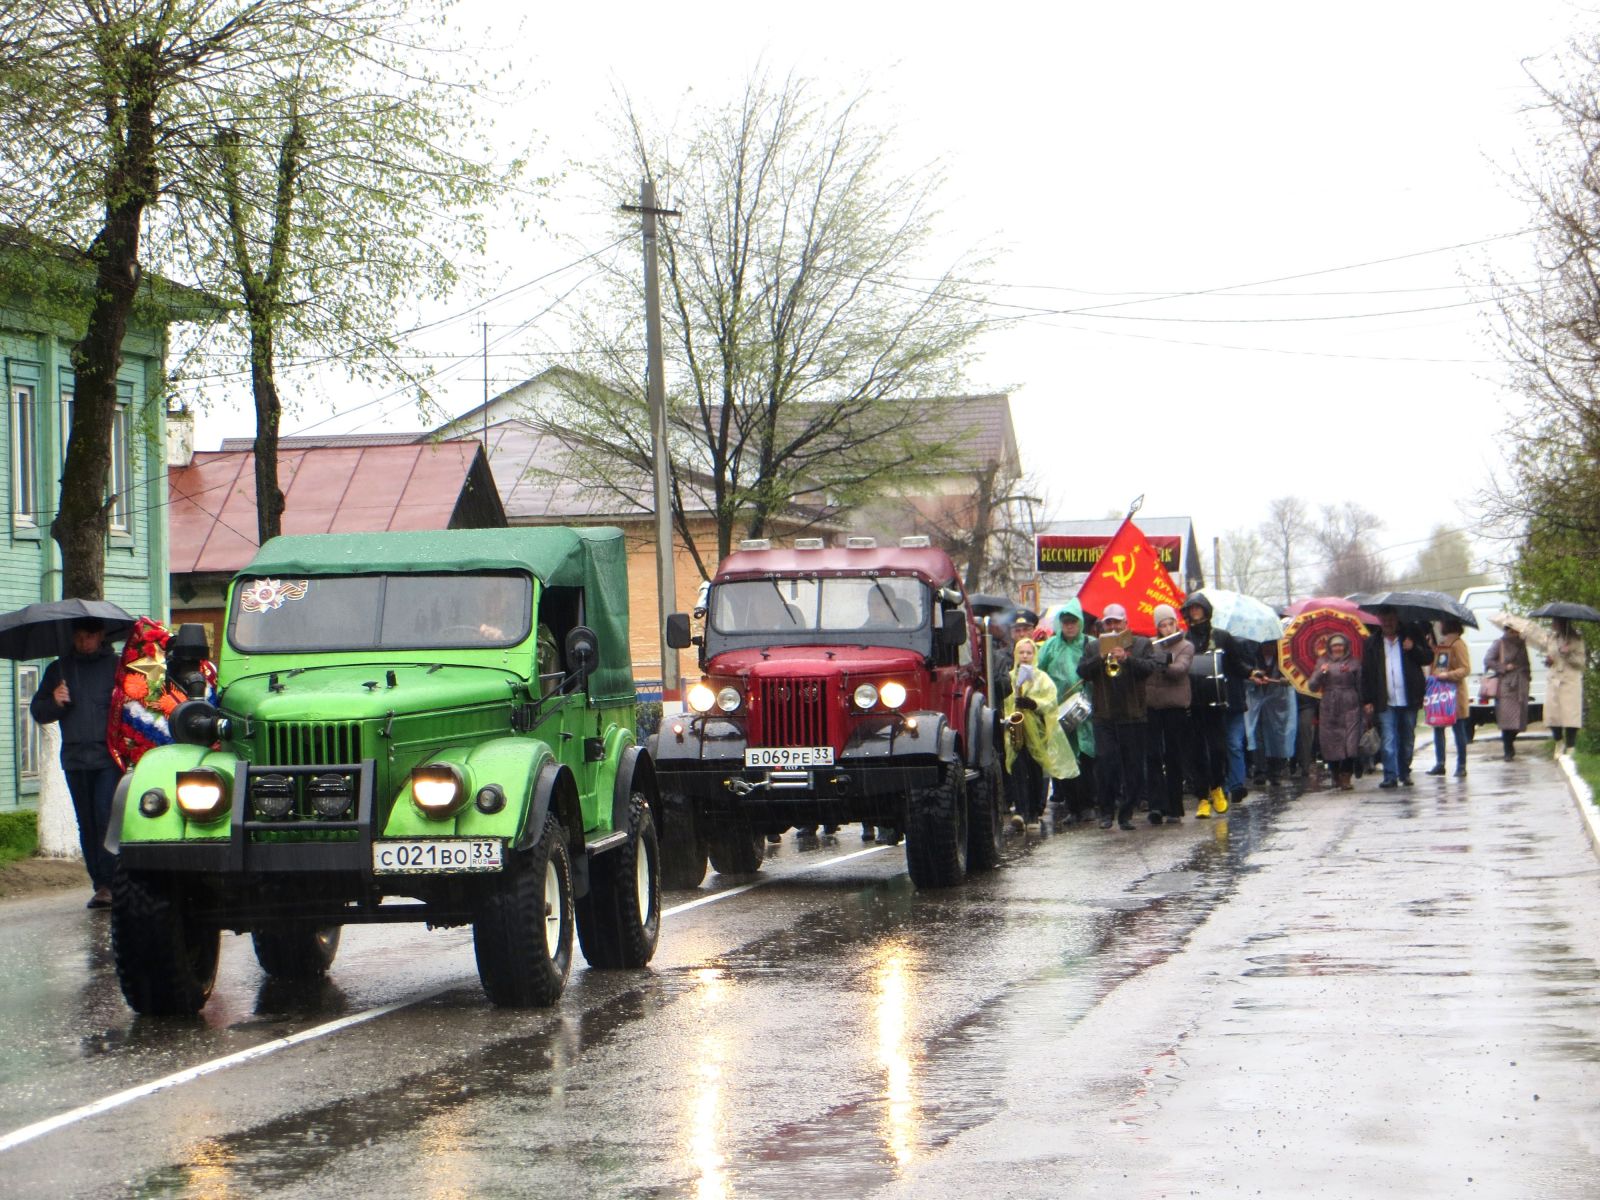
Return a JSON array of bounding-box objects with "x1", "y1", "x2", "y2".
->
[
  {"x1": 1099, "y1": 631, "x2": 1132, "y2": 678},
  {"x1": 1004, "y1": 709, "x2": 1026, "y2": 750}
]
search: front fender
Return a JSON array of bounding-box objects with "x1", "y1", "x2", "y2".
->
[
  {"x1": 383, "y1": 737, "x2": 556, "y2": 844},
  {"x1": 611, "y1": 742, "x2": 659, "y2": 831},
  {"x1": 117, "y1": 743, "x2": 239, "y2": 845}
]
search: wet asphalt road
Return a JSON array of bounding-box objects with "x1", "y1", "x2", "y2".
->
[{"x1": 0, "y1": 744, "x2": 1596, "y2": 1198}]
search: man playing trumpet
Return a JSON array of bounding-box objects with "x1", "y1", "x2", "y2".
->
[
  {"x1": 1076, "y1": 603, "x2": 1158, "y2": 831},
  {"x1": 1003, "y1": 637, "x2": 1078, "y2": 831}
]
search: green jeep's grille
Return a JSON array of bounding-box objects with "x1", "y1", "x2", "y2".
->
[{"x1": 264, "y1": 720, "x2": 364, "y2": 766}]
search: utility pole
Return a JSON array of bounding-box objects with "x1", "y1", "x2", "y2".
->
[
  {"x1": 1213, "y1": 536, "x2": 1221, "y2": 588},
  {"x1": 480, "y1": 318, "x2": 489, "y2": 450},
  {"x1": 623, "y1": 179, "x2": 682, "y2": 701}
]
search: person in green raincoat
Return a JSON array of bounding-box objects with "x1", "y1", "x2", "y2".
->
[
  {"x1": 1037, "y1": 600, "x2": 1096, "y2": 825},
  {"x1": 1003, "y1": 637, "x2": 1078, "y2": 830}
]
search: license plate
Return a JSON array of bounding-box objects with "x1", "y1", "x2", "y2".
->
[
  {"x1": 744, "y1": 746, "x2": 834, "y2": 768},
  {"x1": 373, "y1": 839, "x2": 503, "y2": 874}
]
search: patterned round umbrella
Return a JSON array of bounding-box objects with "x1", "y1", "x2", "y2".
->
[{"x1": 1280, "y1": 607, "x2": 1369, "y2": 697}]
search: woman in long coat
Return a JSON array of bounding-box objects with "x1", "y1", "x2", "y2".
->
[
  {"x1": 1308, "y1": 634, "x2": 1363, "y2": 790},
  {"x1": 1484, "y1": 620, "x2": 1532, "y2": 759},
  {"x1": 1521, "y1": 617, "x2": 1587, "y2": 753}
]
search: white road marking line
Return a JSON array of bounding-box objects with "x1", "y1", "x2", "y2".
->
[{"x1": 0, "y1": 841, "x2": 893, "y2": 1153}]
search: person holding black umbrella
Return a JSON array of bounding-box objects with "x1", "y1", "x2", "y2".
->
[
  {"x1": 1361, "y1": 607, "x2": 1432, "y2": 788},
  {"x1": 1525, "y1": 616, "x2": 1587, "y2": 754},
  {"x1": 29, "y1": 617, "x2": 122, "y2": 908}
]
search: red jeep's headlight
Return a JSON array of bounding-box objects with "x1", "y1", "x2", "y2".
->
[
  {"x1": 879, "y1": 681, "x2": 908, "y2": 709},
  {"x1": 687, "y1": 682, "x2": 716, "y2": 713}
]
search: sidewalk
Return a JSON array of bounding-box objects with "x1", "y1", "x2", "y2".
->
[{"x1": 883, "y1": 747, "x2": 1600, "y2": 1199}]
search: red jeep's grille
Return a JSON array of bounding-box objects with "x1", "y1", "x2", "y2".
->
[{"x1": 753, "y1": 676, "x2": 829, "y2": 747}]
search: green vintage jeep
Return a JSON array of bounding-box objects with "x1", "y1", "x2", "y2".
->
[{"x1": 109, "y1": 527, "x2": 661, "y2": 1014}]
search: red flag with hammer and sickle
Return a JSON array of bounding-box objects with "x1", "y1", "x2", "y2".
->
[{"x1": 1075, "y1": 517, "x2": 1187, "y2": 636}]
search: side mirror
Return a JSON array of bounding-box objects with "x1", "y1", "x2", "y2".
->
[
  {"x1": 939, "y1": 609, "x2": 968, "y2": 647},
  {"x1": 564, "y1": 626, "x2": 599, "y2": 682},
  {"x1": 665, "y1": 612, "x2": 692, "y2": 649}
]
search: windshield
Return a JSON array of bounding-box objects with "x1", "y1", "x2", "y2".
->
[
  {"x1": 229, "y1": 572, "x2": 533, "y2": 653},
  {"x1": 709, "y1": 577, "x2": 928, "y2": 635}
]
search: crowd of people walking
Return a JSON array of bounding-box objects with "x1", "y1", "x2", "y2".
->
[{"x1": 996, "y1": 593, "x2": 1589, "y2": 830}]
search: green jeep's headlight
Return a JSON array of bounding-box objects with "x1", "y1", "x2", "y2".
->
[
  {"x1": 412, "y1": 765, "x2": 466, "y2": 819},
  {"x1": 175, "y1": 769, "x2": 228, "y2": 823}
]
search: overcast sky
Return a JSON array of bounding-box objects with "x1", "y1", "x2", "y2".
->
[{"x1": 191, "y1": 0, "x2": 1585, "y2": 584}]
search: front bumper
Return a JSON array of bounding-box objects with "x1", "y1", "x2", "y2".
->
[{"x1": 654, "y1": 712, "x2": 947, "y2": 822}]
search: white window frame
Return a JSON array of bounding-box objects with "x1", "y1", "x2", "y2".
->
[
  {"x1": 12, "y1": 378, "x2": 37, "y2": 527},
  {"x1": 16, "y1": 664, "x2": 40, "y2": 782},
  {"x1": 58, "y1": 378, "x2": 133, "y2": 536},
  {"x1": 109, "y1": 394, "x2": 130, "y2": 533}
]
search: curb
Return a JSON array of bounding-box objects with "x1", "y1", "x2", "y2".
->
[{"x1": 1557, "y1": 752, "x2": 1600, "y2": 860}]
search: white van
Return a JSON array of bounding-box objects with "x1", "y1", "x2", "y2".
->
[{"x1": 1459, "y1": 584, "x2": 1546, "y2": 725}]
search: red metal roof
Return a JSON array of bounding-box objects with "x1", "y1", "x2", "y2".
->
[{"x1": 169, "y1": 441, "x2": 493, "y2": 576}]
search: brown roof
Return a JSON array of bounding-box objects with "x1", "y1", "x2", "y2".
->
[{"x1": 169, "y1": 440, "x2": 503, "y2": 576}]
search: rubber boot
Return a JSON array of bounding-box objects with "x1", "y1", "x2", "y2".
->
[
  {"x1": 1213, "y1": 786, "x2": 1229, "y2": 815},
  {"x1": 1196, "y1": 796, "x2": 1213, "y2": 819}
]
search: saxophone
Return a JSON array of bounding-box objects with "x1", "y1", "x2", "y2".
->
[{"x1": 1004, "y1": 709, "x2": 1026, "y2": 750}]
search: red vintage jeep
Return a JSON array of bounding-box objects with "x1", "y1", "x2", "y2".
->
[{"x1": 652, "y1": 537, "x2": 1002, "y2": 890}]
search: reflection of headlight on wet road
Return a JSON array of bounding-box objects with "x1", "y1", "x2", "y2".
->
[
  {"x1": 874, "y1": 944, "x2": 918, "y2": 1168},
  {"x1": 689, "y1": 967, "x2": 728, "y2": 1200}
]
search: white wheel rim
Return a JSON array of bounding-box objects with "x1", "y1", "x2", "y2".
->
[
  {"x1": 543, "y1": 859, "x2": 562, "y2": 958},
  {"x1": 635, "y1": 835, "x2": 652, "y2": 921}
]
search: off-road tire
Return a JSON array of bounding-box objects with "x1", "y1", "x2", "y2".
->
[
  {"x1": 251, "y1": 925, "x2": 341, "y2": 981},
  {"x1": 473, "y1": 813, "x2": 574, "y2": 1007},
  {"x1": 904, "y1": 766, "x2": 969, "y2": 889},
  {"x1": 966, "y1": 756, "x2": 1004, "y2": 872},
  {"x1": 110, "y1": 866, "x2": 220, "y2": 1016},
  {"x1": 659, "y1": 795, "x2": 708, "y2": 890},
  {"x1": 706, "y1": 826, "x2": 764, "y2": 875},
  {"x1": 576, "y1": 794, "x2": 662, "y2": 969}
]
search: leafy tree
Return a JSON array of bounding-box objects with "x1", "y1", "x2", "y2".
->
[
  {"x1": 190, "y1": 30, "x2": 514, "y2": 543},
  {"x1": 1484, "y1": 34, "x2": 1600, "y2": 744},
  {"x1": 539, "y1": 72, "x2": 989, "y2": 578},
  {"x1": 0, "y1": 0, "x2": 356, "y2": 597}
]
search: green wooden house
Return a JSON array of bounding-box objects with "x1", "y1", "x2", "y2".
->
[{"x1": 0, "y1": 230, "x2": 215, "y2": 811}]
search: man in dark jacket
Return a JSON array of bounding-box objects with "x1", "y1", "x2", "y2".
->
[
  {"x1": 1360, "y1": 608, "x2": 1432, "y2": 788},
  {"x1": 30, "y1": 617, "x2": 121, "y2": 907},
  {"x1": 1077, "y1": 604, "x2": 1157, "y2": 830},
  {"x1": 1183, "y1": 593, "x2": 1255, "y2": 815}
]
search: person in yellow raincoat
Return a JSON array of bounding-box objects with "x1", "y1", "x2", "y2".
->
[{"x1": 1003, "y1": 637, "x2": 1078, "y2": 830}]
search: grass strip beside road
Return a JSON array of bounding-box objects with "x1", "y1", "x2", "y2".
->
[
  {"x1": 1574, "y1": 748, "x2": 1600, "y2": 805},
  {"x1": 0, "y1": 812, "x2": 36, "y2": 869}
]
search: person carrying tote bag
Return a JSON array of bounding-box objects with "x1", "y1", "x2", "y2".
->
[{"x1": 1425, "y1": 618, "x2": 1471, "y2": 777}]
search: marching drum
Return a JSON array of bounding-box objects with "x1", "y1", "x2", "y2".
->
[
  {"x1": 1189, "y1": 649, "x2": 1228, "y2": 707},
  {"x1": 1058, "y1": 690, "x2": 1093, "y2": 734}
]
